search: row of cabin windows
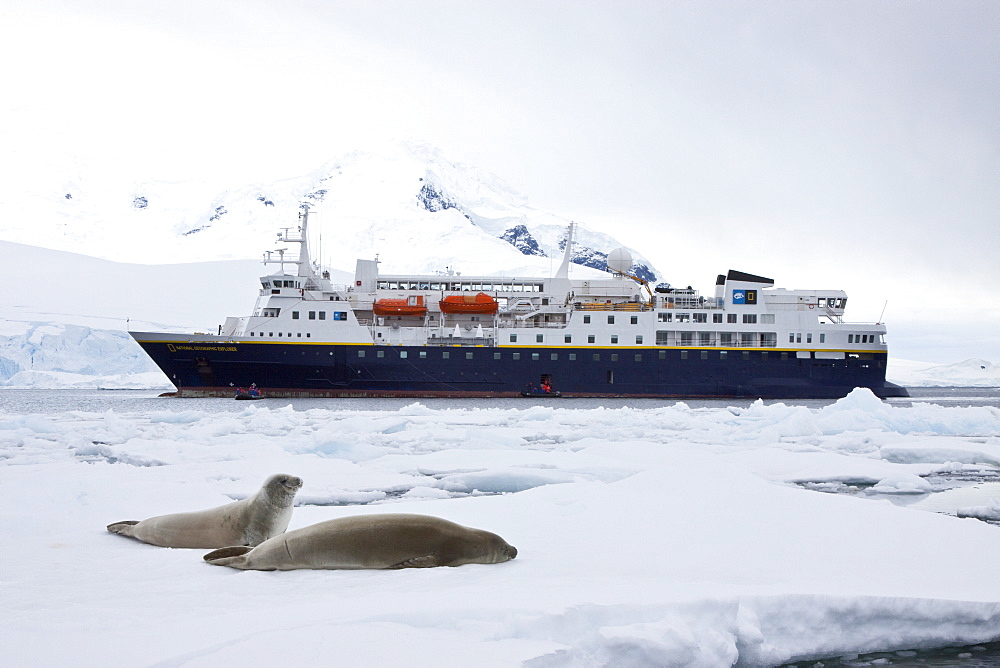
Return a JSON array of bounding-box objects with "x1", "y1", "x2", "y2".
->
[
  {"x1": 376, "y1": 280, "x2": 543, "y2": 292},
  {"x1": 290, "y1": 311, "x2": 349, "y2": 321},
  {"x1": 788, "y1": 333, "x2": 827, "y2": 344},
  {"x1": 251, "y1": 332, "x2": 312, "y2": 338},
  {"x1": 262, "y1": 279, "x2": 301, "y2": 290},
  {"x1": 357, "y1": 349, "x2": 799, "y2": 362},
  {"x1": 848, "y1": 334, "x2": 878, "y2": 344},
  {"x1": 512, "y1": 333, "x2": 639, "y2": 345},
  {"x1": 512, "y1": 332, "x2": 783, "y2": 347},
  {"x1": 656, "y1": 313, "x2": 775, "y2": 324},
  {"x1": 655, "y1": 332, "x2": 779, "y2": 347}
]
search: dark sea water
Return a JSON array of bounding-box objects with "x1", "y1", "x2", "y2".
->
[
  {"x1": 781, "y1": 641, "x2": 1000, "y2": 667},
  {"x1": 1, "y1": 386, "x2": 997, "y2": 415}
]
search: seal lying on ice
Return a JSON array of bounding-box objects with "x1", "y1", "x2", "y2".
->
[
  {"x1": 202, "y1": 513, "x2": 517, "y2": 570},
  {"x1": 106, "y1": 474, "x2": 303, "y2": 548}
]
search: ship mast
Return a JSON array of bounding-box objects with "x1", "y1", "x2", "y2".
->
[{"x1": 268, "y1": 204, "x2": 318, "y2": 282}]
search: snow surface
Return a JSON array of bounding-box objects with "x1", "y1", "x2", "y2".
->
[{"x1": 2, "y1": 389, "x2": 1000, "y2": 666}]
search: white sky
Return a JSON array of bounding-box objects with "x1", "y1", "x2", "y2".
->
[{"x1": 1, "y1": 0, "x2": 997, "y2": 363}]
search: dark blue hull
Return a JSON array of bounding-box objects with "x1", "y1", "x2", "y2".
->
[{"x1": 135, "y1": 340, "x2": 908, "y2": 399}]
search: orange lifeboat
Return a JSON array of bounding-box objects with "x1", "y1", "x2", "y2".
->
[
  {"x1": 373, "y1": 295, "x2": 427, "y2": 317},
  {"x1": 439, "y1": 292, "x2": 499, "y2": 314}
]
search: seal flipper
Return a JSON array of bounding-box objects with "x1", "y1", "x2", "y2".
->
[
  {"x1": 389, "y1": 555, "x2": 440, "y2": 569},
  {"x1": 203, "y1": 545, "x2": 252, "y2": 565},
  {"x1": 106, "y1": 520, "x2": 140, "y2": 537}
]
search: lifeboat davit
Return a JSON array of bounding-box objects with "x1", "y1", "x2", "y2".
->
[
  {"x1": 373, "y1": 296, "x2": 428, "y2": 317},
  {"x1": 439, "y1": 292, "x2": 499, "y2": 314}
]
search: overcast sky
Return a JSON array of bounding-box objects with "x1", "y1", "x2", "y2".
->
[{"x1": 2, "y1": 0, "x2": 997, "y2": 362}]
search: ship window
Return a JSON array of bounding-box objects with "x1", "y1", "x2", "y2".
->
[
  {"x1": 419, "y1": 351, "x2": 426, "y2": 359},
  {"x1": 713, "y1": 313, "x2": 723, "y2": 323},
  {"x1": 611, "y1": 354, "x2": 618, "y2": 362},
  {"x1": 781, "y1": 352, "x2": 788, "y2": 361},
  {"x1": 269, "y1": 332, "x2": 273, "y2": 337},
  {"x1": 377, "y1": 351, "x2": 384, "y2": 358},
  {"x1": 701, "y1": 351, "x2": 708, "y2": 360},
  {"x1": 658, "y1": 313, "x2": 672, "y2": 322},
  {"x1": 635, "y1": 354, "x2": 642, "y2": 362},
  {"x1": 607, "y1": 370, "x2": 614, "y2": 384},
  {"x1": 513, "y1": 353, "x2": 520, "y2": 360},
  {"x1": 494, "y1": 352, "x2": 501, "y2": 360},
  {"x1": 743, "y1": 314, "x2": 757, "y2": 324},
  {"x1": 608, "y1": 315, "x2": 615, "y2": 324},
  {"x1": 743, "y1": 351, "x2": 751, "y2": 360},
  {"x1": 551, "y1": 353, "x2": 558, "y2": 361},
  {"x1": 656, "y1": 331, "x2": 669, "y2": 345},
  {"x1": 297, "y1": 333, "x2": 301, "y2": 338},
  {"x1": 565, "y1": 335, "x2": 572, "y2": 343},
  {"x1": 761, "y1": 333, "x2": 777, "y2": 347},
  {"x1": 693, "y1": 313, "x2": 707, "y2": 323},
  {"x1": 796, "y1": 333, "x2": 802, "y2": 343},
  {"x1": 400, "y1": 351, "x2": 407, "y2": 358},
  {"x1": 741, "y1": 333, "x2": 755, "y2": 346},
  {"x1": 849, "y1": 334, "x2": 854, "y2": 343},
  {"x1": 442, "y1": 351, "x2": 450, "y2": 359},
  {"x1": 789, "y1": 333, "x2": 795, "y2": 343},
  {"x1": 536, "y1": 334, "x2": 543, "y2": 343},
  {"x1": 761, "y1": 314, "x2": 775, "y2": 324},
  {"x1": 306, "y1": 333, "x2": 311, "y2": 338},
  {"x1": 588, "y1": 335, "x2": 595, "y2": 343},
  {"x1": 611, "y1": 335, "x2": 618, "y2": 344},
  {"x1": 680, "y1": 351, "x2": 688, "y2": 360},
  {"x1": 807, "y1": 333, "x2": 813, "y2": 343},
  {"x1": 319, "y1": 312, "x2": 326, "y2": 320},
  {"x1": 820, "y1": 333, "x2": 826, "y2": 343},
  {"x1": 727, "y1": 314, "x2": 737, "y2": 323},
  {"x1": 309, "y1": 312, "x2": 316, "y2": 320},
  {"x1": 358, "y1": 350, "x2": 365, "y2": 358},
  {"x1": 466, "y1": 352, "x2": 474, "y2": 359},
  {"x1": 592, "y1": 353, "x2": 600, "y2": 361},
  {"x1": 630, "y1": 316, "x2": 638, "y2": 325},
  {"x1": 761, "y1": 351, "x2": 768, "y2": 361},
  {"x1": 720, "y1": 332, "x2": 733, "y2": 346},
  {"x1": 278, "y1": 332, "x2": 283, "y2": 337},
  {"x1": 532, "y1": 353, "x2": 539, "y2": 360},
  {"x1": 659, "y1": 351, "x2": 666, "y2": 360},
  {"x1": 583, "y1": 315, "x2": 591, "y2": 324},
  {"x1": 510, "y1": 334, "x2": 517, "y2": 343},
  {"x1": 720, "y1": 350, "x2": 727, "y2": 360},
  {"x1": 569, "y1": 353, "x2": 576, "y2": 360},
  {"x1": 292, "y1": 312, "x2": 299, "y2": 319},
  {"x1": 636, "y1": 335, "x2": 643, "y2": 344},
  {"x1": 676, "y1": 313, "x2": 690, "y2": 322}
]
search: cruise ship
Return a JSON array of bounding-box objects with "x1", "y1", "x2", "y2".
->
[{"x1": 130, "y1": 206, "x2": 908, "y2": 399}]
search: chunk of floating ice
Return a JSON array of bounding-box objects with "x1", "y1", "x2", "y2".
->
[{"x1": 870, "y1": 473, "x2": 933, "y2": 494}]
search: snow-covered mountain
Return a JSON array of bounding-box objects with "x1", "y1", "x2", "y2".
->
[{"x1": 1, "y1": 142, "x2": 659, "y2": 283}]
